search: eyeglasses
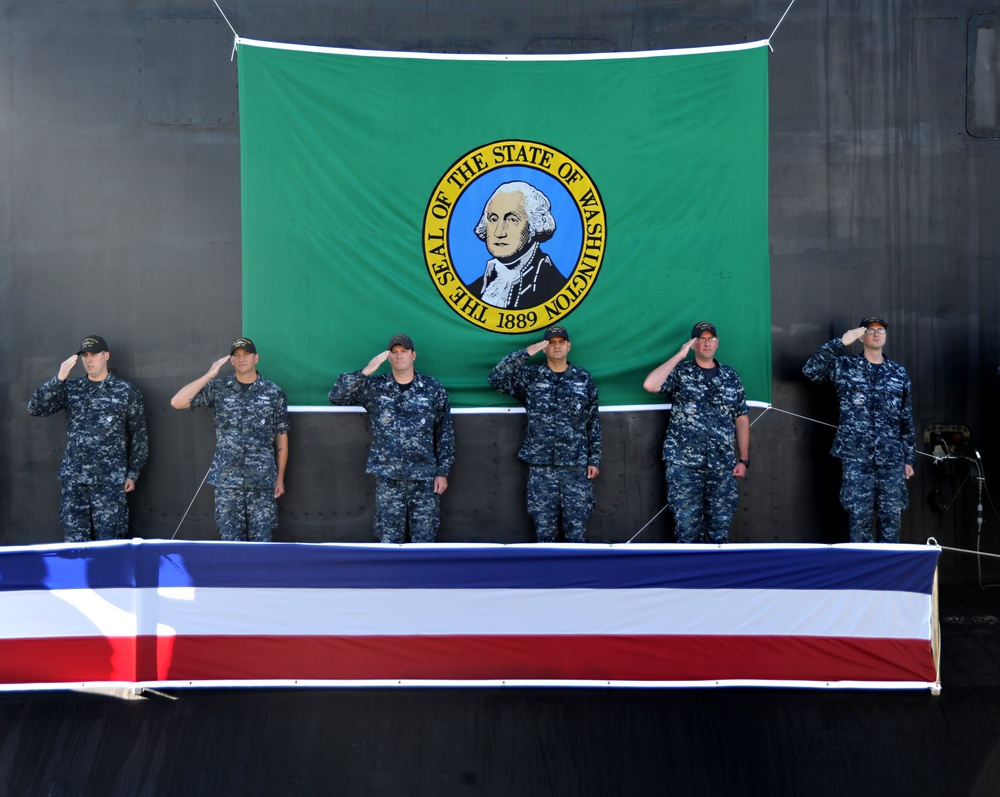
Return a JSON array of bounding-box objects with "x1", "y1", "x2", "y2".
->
[
  {"x1": 696, "y1": 336, "x2": 717, "y2": 343},
  {"x1": 864, "y1": 328, "x2": 887, "y2": 336}
]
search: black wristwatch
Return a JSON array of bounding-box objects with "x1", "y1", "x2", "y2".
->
[{"x1": 738, "y1": 458, "x2": 750, "y2": 468}]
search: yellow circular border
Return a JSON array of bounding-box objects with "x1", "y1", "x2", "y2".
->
[{"x1": 423, "y1": 140, "x2": 607, "y2": 334}]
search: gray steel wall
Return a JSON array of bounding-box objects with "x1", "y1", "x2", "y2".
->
[{"x1": 2, "y1": 0, "x2": 998, "y2": 582}]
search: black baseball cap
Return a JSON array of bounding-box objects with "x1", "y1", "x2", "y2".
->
[
  {"x1": 691, "y1": 321, "x2": 717, "y2": 339},
  {"x1": 544, "y1": 326, "x2": 570, "y2": 341},
  {"x1": 230, "y1": 337, "x2": 257, "y2": 355},
  {"x1": 78, "y1": 335, "x2": 109, "y2": 354},
  {"x1": 860, "y1": 315, "x2": 888, "y2": 329},
  {"x1": 388, "y1": 334, "x2": 414, "y2": 350}
]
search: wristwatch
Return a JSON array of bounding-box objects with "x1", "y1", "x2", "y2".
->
[{"x1": 738, "y1": 459, "x2": 750, "y2": 468}]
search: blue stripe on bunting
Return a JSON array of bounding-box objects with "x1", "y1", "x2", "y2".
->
[{"x1": 0, "y1": 542, "x2": 939, "y2": 594}]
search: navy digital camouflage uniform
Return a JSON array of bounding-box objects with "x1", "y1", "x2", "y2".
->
[
  {"x1": 28, "y1": 373, "x2": 149, "y2": 542},
  {"x1": 190, "y1": 374, "x2": 290, "y2": 542},
  {"x1": 656, "y1": 360, "x2": 748, "y2": 543},
  {"x1": 803, "y1": 339, "x2": 915, "y2": 542},
  {"x1": 489, "y1": 350, "x2": 602, "y2": 542},
  {"x1": 329, "y1": 371, "x2": 455, "y2": 543}
]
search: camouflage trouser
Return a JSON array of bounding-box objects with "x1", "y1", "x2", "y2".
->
[
  {"x1": 665, "y1": 462, "x2": 737, "y2": 543},
  {"x1": 374, "y1": 478, "x2": 440, "y2": 543},
  {"x1": 840, "y1": 459, "x2": 909, "y2": 543},
  {"x1": 526, "y1": 465, "x2": 596, "y2": 543},
  {"x1": 60, "y1": 482, "x2": 128, "y2": 542},
  {"x1": 214, "y1": 486, "x2": 277, "y2": 542}
]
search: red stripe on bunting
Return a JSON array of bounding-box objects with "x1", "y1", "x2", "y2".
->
[
  {"x1": 0, "y1": 634, "x2": 936, "y2": 685},
  {"x1": 0, "y1": 637, "x2": 137, "y2": 683}
]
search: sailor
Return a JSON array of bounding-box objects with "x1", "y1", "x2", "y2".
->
[
  {"x1": 643, "y1": 322, "x2": 749, "y2": 543},
  {"x1": 329, "y1": 334, "x2": 455, "y2": 543},
  {"x1": 28, "y1": 335, "x2": 149, "y2": 542},
  {"x1": 171, "y1": 337, "x2": 290, "y2": 542},
  {"x1": 803, "y1": 315, "x2": 915, "y2": 542},
  {"x1": 489, "y1": 325, "x2": 602, "y2": 542}
]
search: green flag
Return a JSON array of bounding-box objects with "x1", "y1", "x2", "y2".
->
[{"x1": 238, "y1": 39, "x2": 771, "y2": 409}]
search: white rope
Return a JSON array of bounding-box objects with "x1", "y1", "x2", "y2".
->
[
  {"x1": 762, "y1": 403, "x2": 947, "y2": 461},
  {"x1": 748, "y1": 404, "x2": 776, "y2": 427},
  {"x1": 171, "y1": 465, "x2": 212, "y2": 540},
  {"x1": 625, "y1": 505, "x2": 668, "y2": 543},
  {"x1": 763, "y1": 404, "x2": 836, "y2": 429},
  {"x1": 937, "y1": 544, "x2": 1000, "y2": 561},
  {"x1": 211, "y1": 0, "x2": 240, "y2": 61},
  {"x1": 212, "y1": 0, "x2": 239, "y2": 38},
  {"x1": 769, "y1": 0, "x2": 800, "y2": 45}
]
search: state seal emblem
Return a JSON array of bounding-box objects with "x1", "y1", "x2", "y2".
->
[{"x1": 423, "y1": 140, "x2": 606, "y2": 334}]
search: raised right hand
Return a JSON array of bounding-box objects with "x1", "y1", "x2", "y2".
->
[{"x1": 57, "y1": 354, "x2": 79, "y2": 381}]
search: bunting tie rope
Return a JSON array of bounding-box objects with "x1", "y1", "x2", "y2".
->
[
  {"x1": 761, "y1": 404, "x2": 943, "y2": 461},
  {"x1": 933, "y1": 543, "x2": 1000, "y2": 560},
  {"x1": 171, "y1": 465, "x2": 212, "y2": 540}
]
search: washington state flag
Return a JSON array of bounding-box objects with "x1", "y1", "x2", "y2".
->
[{"x1": 237, "y1": 38, "x2": 771, "y2": 409}]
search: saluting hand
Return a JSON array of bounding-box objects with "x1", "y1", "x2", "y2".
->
[
  {"x1": 678, "y1": 338, "x2": 697, "y2": 358},
  {"x1": 206, "y1": 354, "x2": 230, "y2": 379},
  {"x1": 526, "y1": 340, "x2": 548, "y2": 357},
  {"x1": 57, "y1": 354, "x2": 78, "y2": 382},
  {"x1": 841, "y1": 327, "x2": 867, "y2": 346},
  {"x1": 362, "y1": 351, "x2": 390, "y2": 376}
]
